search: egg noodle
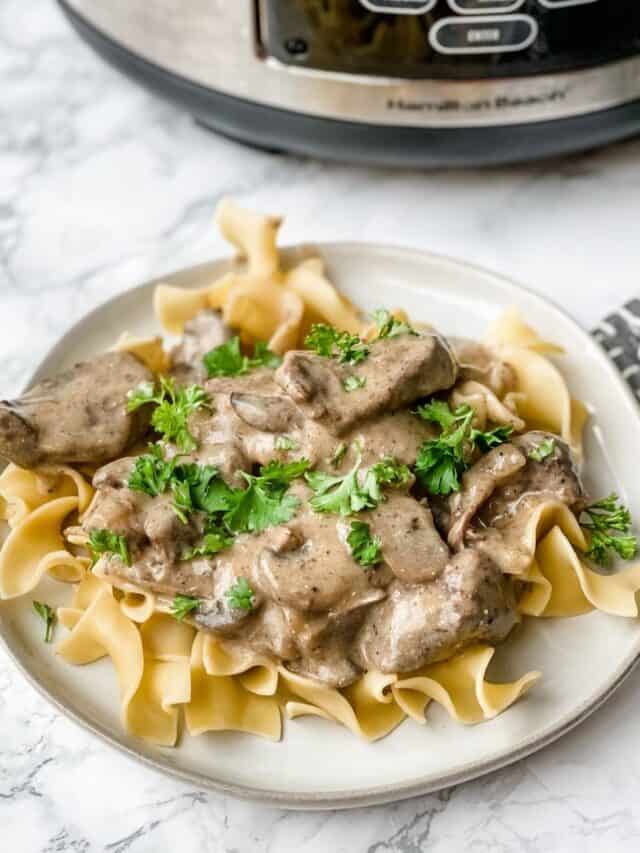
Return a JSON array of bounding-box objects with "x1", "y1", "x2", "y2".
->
[{"x1": 2, "y1": 199, "x2": 640, "y2": 746}]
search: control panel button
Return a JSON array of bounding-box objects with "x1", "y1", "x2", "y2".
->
[
  {"x1": 538, "y1": 0, "x2": 598, "y2": 7},
  {"x1": 448, "y1": 0, "x2": 525, "y2": 12},
  {"x1": 359, "y1": 0, "x2": 437, "y2": 13},
  {"x1": 430, "y1": 15, "x2": 538, "y2": 53}
]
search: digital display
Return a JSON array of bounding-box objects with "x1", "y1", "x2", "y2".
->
[{"x1": 259, "y1": 0, "x2": 640, "y2": 80}]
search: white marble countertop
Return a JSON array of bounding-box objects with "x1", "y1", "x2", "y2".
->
[{"x1": 3, "y1": 1, "x2": 640, "y2": 850}]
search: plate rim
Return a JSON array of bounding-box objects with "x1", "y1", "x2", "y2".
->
[{"x1": 2, "y1": 241, "x2": 640, "y2": 810}]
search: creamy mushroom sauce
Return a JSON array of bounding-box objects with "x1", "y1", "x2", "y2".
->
[{"x1": 0, "y1": 312, "x2": 585, "y2": 688}]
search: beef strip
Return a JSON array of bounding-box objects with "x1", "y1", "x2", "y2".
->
[
  {"x1": 0, "y1": 352, "x2": 152, "y2": 468},
  {"x1": 275, "y1": 333, "x2": 457, "y2": 434},
  {"x1": 351, "y1": 550, "x2": 519, "y2": 674},
  {"x1": 447, "y1": 443, "x2": 528, "y2": 550},
  {"x1": 466, "y1": 431, "x2": 586, "y2": 573},
  {"x1": 169, "y1": 309, "x2": 232, "y2": 385}
]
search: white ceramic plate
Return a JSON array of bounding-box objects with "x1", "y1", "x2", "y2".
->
[{"x1": 2, "y1": 244, "x2": 640, "y2": 810}]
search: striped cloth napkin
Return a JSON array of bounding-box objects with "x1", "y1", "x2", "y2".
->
[{"x1": 593, "y1": 299, "x2": 640, "y2": 401}]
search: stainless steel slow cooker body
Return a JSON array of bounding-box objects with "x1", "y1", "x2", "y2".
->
[{"x1": 58, "y1": 0, "x2": 640, "y2": 166}]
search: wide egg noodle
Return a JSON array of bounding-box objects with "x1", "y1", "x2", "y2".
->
[
  {"x1": 57, "y1": 581, "x2": 190, "y2": 746},
  {"x1": 284, "y1": 257, "x2": 362, "y2": 335},
  {"x1": 520, "y1": 526, "x2": 640, "y2": 618},
  {"x1": 185, "y1": 632, "x2": 281, "y2": 740},
  {"x1": 449, "y1": 380, "x2": 526, "y2": 432},
  {"x1": 202, "y1": 635, "x2": 279, "y2": 697},
  {"x1": 0, "y1": 463, "x2": 94, "y2": 528},
  {"x1": 94, "y1": 566, "x2": 157, "y2": 625},
  {"x1": 0, "y1": 496, "x2": 83, "y2": 598},
  {"x1": 153, "y1": 197, "x2": 361, "y2": 350},
  {"x1": 56, "y1": 584, "x2": 144, "y2": 718},
  {"x1": 222, "y1": 275, "x2": 305, "y2": 356},
  {"x1": 215, "y1": 197, "x2": 282, "y2": 280},
  {"x1": 495, "y1": 343, "x2": 587, "y2": 458},
  {"x1": 485, "y1": 306, "x2": 565, "y2": 355},
  {"x1": 392, "y1": 645, "x2": 541, "y2": 725},
  {"x1": 277, "y1": 667, "x2": 404, "y2": 741},
  {"x1": 113, "y1": 332, "x2": 169, "y2": 374}
]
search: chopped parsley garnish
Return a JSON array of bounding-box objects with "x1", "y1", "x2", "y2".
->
[
  {"x1": 224, "y1": 460, "x2": 310, "y2": 534},
  {"x1": 330, "y1": 443, "x2": 348, "y2": 468},
  {"x1": 372, "y1": 308, "x2": 416, "y2": 340},
  {"x1": 343, "y1": 375, "x2": 366, "y2": 392},
  {"x1": 275, "y1": 435, "x2": 298, "y2": 451},
  {"x1": 414, "y1": 401, "x2": 514, "y2": 496},
  {"x1": 528, "y1": 438, "x2": 556, "y2": 462},
  {"x1": 128, "y1": 447, "x2": 236, "y2": 527},
  {"x1": 471, "y1": 424, "x2": 514, "y2": 454},
  {"x1": 304, "y1": 324, "x2": 369, "y2": 366},
  {"x1": 127, "y1": 446, "x2": 308, "y2": 542},
  {"x1": 88, "y1": 529, "x2": 131, "y2": 566},
  {"x1": 128, "y1": 444, "x2": 178, "y2": 497},
  {"x1": 306, "y1": 449, "x2": 410, "y2": 516},
  {"x1": 171, "y1": 478, "x2": 195, "y2": 525},
  {"x1": 226, "y1": 577, "x2": 255, "y2": 611},
  {"x1": 203, "y1": 336, "x2": 281, "y2": 379},
  {"x1": 171, "y1": 594, "x2": 201, "y2": 622},
  {"x1": 33, "y1": 601, "x2": 55, "y2": 643},
  {"x1": 181, "y1": 526, "x2": 235, "y2": 561},
  {"x1": 127, "y1": 376, "x2": 209, "y2": 452},
  {"x1": 581, "y1": 494, "x2": 638, "y2": 567},
  {"x1": 347, "y1": 521, "x2": 382, "y2": 567}
]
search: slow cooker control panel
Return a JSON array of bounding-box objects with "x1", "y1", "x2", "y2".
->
[{"x1": 258, "y1": 0, "x2": 640, "y2": 79}]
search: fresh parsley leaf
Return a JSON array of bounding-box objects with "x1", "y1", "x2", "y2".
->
[
  {"x1": 304, "y1": 324, "x2": 369, "y2": 366},
  {"x1": 226, "y1": 577, "x2": 255, "y2": 611},
  {"x1": 329, "y1": 443, "x2": 347, "y2": 468},
  {"x1": 224, "y1": 487, "x2": 300, "y2": 534},
  {"x1": 203, "y1": 336, "x2": 248, "y2": 377},
  {"x1": 306, "y1": 450, "x2": 408, "y2": 516},
  {"x1": 126, "y1": 380, "x2": 158, "y2": 410},
  {"x1": 181, "y1": 525, "x2": 234, "y2": 560},
  {"x1": 414, "y1": 399, "x2": 471, "y2": 432},
  {"x1": 528, "y1": 438, "x2": 556, "y2": 462},
  {"x1": 250, "y1": 341, "x2": 282, "y2": 370},
  {"x1": 362, "y1": 457, "x2": 412, "y2": 503},
  {"x1": 306, "y1": 451, "x2": 374, "y2": 517},
  {"x1": 471, "y1": 424, "x2": 514, "y2": 454},
  {"x1": 343, "y1": 375, "x2": 366, "y2": 392},
  {"x1": 347, "y1": 521, "x2": 382, "y2": 567},
  {"x1": 258, "y1": 459, "x2": 311, "y2": 488},
  {"x1": 414, "y1": 402, "x2": 513, "y2": 496},
  {"x1": 414, "y1": 403, "x2": 476, "y2": 496},
  {"x1": 171, "y1": 594, "x2": 201, "y2": 621},
  {"x1": 152, "y1": 380, "x2": 208, "y2": 452},
  {"x1": 88, "y1": 529, "x2": 131, "y2": 566},
  {"x1": 415, "y1": 442, "x2": 464, "y2": 496},
  {"x1": 128, "y1": 376, "x2": 208, "y2": 453},
  {"x1": 129, "y1": 446, "x2": 235, "y2": 527},
  {"x1": 128, "y1": 444, "x2": 178, "y2": 497},
  {"x1": 372, "y1": 308, "x2": 416, "y2": 339},
  {"x1": 275, "y1": 435, "x2": 298, "y2": 451},
  {"x1": 581, "y1": 494, "x2": 638, "y2": 567},
  {"x1": 223, "y1": 460, "x2": 310, "y2": 534},
  {"x1": 171, "y1": 478, "x2": 194, "y2": 525},
  {"x1": 33, "y1": 601, "x2": 55, "y2": 643},
  {"x1": 203, "y1": 337, "x2": 281, "y2": 378}
]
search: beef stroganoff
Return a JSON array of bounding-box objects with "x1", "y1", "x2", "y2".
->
[{"x1": 2, "y1": 199, "x2": 640, "y2": 746}]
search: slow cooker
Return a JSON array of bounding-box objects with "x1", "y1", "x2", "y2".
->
[{"x1": 58, "y1": 1, "x2": 640, "y2": 166}]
